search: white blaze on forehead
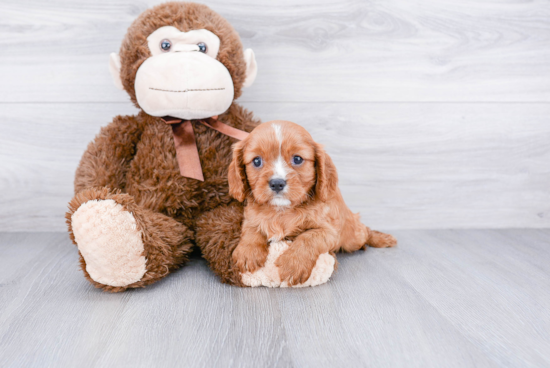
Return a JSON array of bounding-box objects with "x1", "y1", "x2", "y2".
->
[
  {"x1": 273, "y1": 156, "x2": 288, "y2": 180},
  {"x1": 271, "y1": 123, "x2": 287, "y2": 180},
  {"x1": 270, "y1": 122, "x2": 289, "y2": 208},
  {"x1": 272, "y1": 123, "x2": 283, "y2": 148}
]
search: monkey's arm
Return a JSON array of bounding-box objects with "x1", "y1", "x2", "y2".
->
[
  {"x1": 74, "y1": 114, "x2": 144, "y2": 194},
  {"x1": 195, "y1": 202, "x2": 247, "y2": 285}
]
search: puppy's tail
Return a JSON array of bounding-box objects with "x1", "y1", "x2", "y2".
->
[{"x1": 365, "y1": 227, "x2": 397, "y2": 248}]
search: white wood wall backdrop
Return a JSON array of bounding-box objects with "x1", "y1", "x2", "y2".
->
[{"x1": 0, "y1": 0, "x2": 549, "y2": 231}]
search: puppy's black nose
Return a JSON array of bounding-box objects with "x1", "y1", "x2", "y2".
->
[{"x1": 269, "y1": 179, "x2": 286, "y2": 193}]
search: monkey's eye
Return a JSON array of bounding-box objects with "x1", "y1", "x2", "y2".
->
[
  {"x1": 252, "y1": 157, "x2": 263, "y2": 168},
  {"x1": 197, "y1": 42, "x2": 207, "y2": 53},
  {"x1": 292, "y1": 155, "x2": 304, "y2": 165},
  {"x1": 160, "y1": 39, "x2": 172, "y2": 52}
]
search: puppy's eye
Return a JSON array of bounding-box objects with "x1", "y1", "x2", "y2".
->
[
  {"x1": 160, "y1": 39, "x2": 171, "y2": 52},
  {"x1": 292, "y1": 155, "x2": 304, "y2": 165},
  {"x1": 253, "y1": 157, "x2": 263, "y2": 168},
  {"x1": 197, "y1": 42, "x2": 207, "y2": 53}
]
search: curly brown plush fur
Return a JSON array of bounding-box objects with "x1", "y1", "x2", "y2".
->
[
  {"x1": 67, "y1": 187, "x2": 194, "y2": 292},
  {"x1": 195, "y1": 202, "x2": 246, "y2": 286},
  {"x1": 66, "y1": 2, "x2": 259, "y2": 292}
]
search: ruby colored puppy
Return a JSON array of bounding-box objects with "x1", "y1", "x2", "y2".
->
[{"x1": 228, "y1": 120, "x2": 397, "y2": 286}]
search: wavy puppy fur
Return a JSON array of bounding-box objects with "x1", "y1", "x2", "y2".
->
[{"x1": 229, "y1": 121, "x2": 397, "y2": 286}]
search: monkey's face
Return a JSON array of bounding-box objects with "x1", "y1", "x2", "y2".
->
[
  {"x1": 134, "y1": 26, "x2": 235, "y2": 120},
  {"x1": 108, "y1": 4, "x2": 257, "y2": 120}
]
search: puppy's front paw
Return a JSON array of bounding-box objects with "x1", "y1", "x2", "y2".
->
[
  {"x1": 232, "y1": 242, "x2": 268, "y2": 274},
  {"x1": 275, "y1": 250, "x2": 316, "y2": 286}
]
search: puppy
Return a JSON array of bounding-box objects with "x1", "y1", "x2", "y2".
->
[{"x1": 228, "y1": 120, "x2": 396, "y2": 286}]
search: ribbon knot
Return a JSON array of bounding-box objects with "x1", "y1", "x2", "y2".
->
[{"x1": 162, "y1": 116, "x2": 249, "y2": 181}]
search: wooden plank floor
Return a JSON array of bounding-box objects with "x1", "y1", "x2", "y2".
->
[{"x1": 0, "y1": 230, "x2": 548, "y2": 367}]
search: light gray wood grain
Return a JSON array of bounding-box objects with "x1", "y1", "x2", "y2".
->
[
  {"x1": 0, "y1": 0, "x2": 549, "y2": 230},
  {"x1": 0, "y1": 0, "x2": 549, "y2": 102},
  {"x1": 0, "y1": 230, "x2": 549, "y2": 367},
  {"x1": 1, "y1": 102, "x2": 549, "y2": 231},
  {"x1": 382, "y1": 229, "x2": 550, "y2": 367}
]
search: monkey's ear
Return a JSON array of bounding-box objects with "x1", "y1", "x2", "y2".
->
[
  {"x1": 108, "y1": 53, "x2": 124, "y2": 90},
  {"x1": 242, "y1": 49, "x2": 257, "y2": 88}
]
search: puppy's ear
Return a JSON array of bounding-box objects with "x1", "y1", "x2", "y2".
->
[
  {"x1": 228, "y1": 140, "x2": 248, "y2": 202},
  {"x1": 314, "y1": 143, "x2": 338, "y2": 201}
]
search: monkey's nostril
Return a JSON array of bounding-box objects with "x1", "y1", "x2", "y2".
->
[{"x1": 269, "y1": 179, "x2": 286, "y2": 193}]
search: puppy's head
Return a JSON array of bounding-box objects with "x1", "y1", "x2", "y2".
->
[{"x1": 228, "y1": 121, "x2": 338, "y2": 208}]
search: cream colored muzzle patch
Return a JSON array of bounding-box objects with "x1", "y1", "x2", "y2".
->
[
  {"x1": 135, "y1": 52, "x2": 234, "y2": 120},
  {"x1": 71, "y1": 199, "x2": 147, "y2": 287}
]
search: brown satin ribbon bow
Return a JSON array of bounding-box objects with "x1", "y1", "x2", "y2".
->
[{"x1": 162, "y1": 115, "x2": 249, "y2": 181}]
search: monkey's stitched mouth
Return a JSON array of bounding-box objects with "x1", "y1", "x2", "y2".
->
[{"x1": 149, "y1": 87, "x2": 226, "y2": 93}]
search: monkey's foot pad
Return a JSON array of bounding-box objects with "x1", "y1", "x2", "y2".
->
[
  {"x1": 71, "y1": 199, "x2": 147, "y2": 287},
  {"x1": 241, "y1": 241, "x2": 335, "y2": 288}
]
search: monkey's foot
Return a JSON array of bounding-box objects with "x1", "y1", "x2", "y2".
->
[
  {"x1": 71, "y1": 199, "x2": 147, "y2": 288},
  {"x1": 241, "y1": 241, "x2": 336, "y2": 288},
  {"x1": 67, "y1": 188, "x2": 193, "y2": 292}
]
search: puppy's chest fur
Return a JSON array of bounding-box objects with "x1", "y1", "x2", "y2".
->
[{"x1": 244, "y1": 202, "x2": 336, "y2": 242}]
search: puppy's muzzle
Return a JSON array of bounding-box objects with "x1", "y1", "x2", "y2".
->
[{"x1": 269, "y1": 179, "x2": 286, "y2": 194}]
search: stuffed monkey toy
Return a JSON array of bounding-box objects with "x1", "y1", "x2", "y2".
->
[{"x1": 66, "y1": 2, "x2": 335, "y2": 292}]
